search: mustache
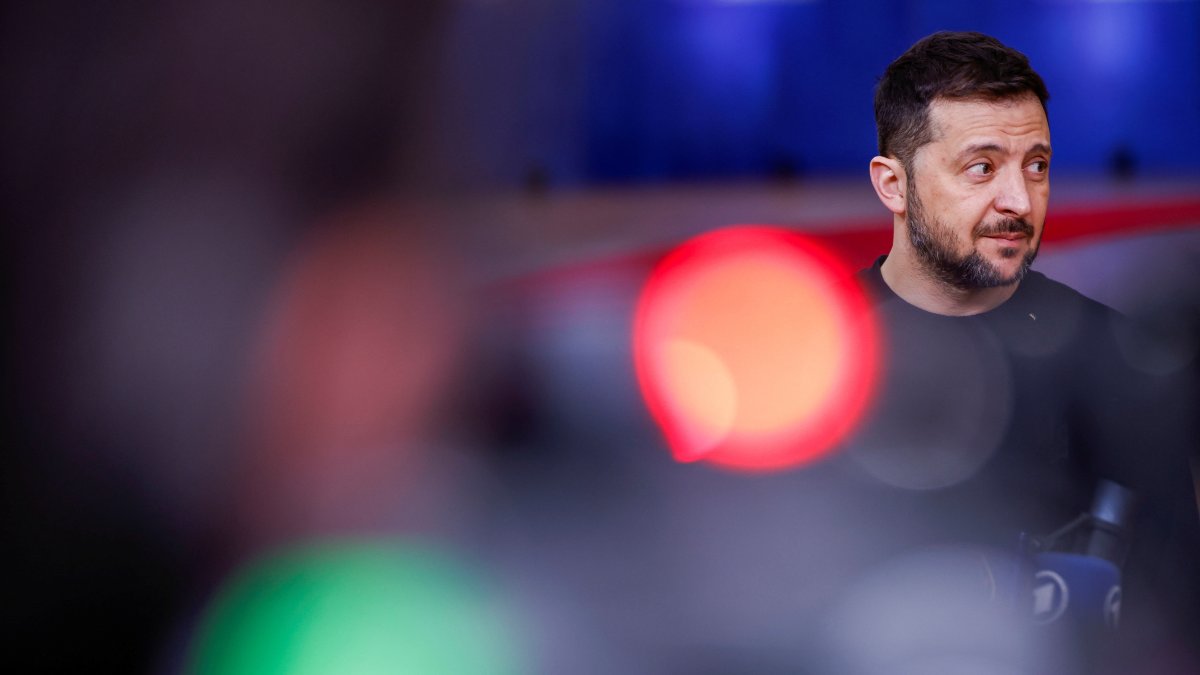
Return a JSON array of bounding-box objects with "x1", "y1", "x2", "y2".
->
[{"x1": 974, "y1": 218, "x2": 1035, "y2": 238}]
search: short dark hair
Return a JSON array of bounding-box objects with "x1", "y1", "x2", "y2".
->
[{"x1": 874, "y1": 31, "x2": 1049, "y2": 171}]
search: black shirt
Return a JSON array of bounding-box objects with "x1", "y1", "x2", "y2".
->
[
  {"x1": 844, "y1": 256, "x2": 1144, "y2": 546},
  {"x1": 847, "y1": 256, "x2": 1199, "y2": 652}
]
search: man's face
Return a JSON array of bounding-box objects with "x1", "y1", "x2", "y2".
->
[{"x1": 904, "y1": 95, "x2": 1051, "y2": 289}]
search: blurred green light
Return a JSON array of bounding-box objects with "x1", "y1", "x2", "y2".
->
[{"x1": 187, "y1": 540, "x2": 523, "y2": 675}]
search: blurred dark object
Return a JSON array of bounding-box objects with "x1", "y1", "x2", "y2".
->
[
  {"x1": 2, "y1": 2, "x2": 449, "y2": 671},
  {"x1": 524, "y1": 164, "x2": 552, "y2": 195},
  {"x1": 1109, "y1": 144, "x2": 1137, "y2": 181}
]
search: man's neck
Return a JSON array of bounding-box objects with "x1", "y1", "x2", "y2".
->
[{"x1": 880, "y1": 251, "x2": 1020, "y2": 316}]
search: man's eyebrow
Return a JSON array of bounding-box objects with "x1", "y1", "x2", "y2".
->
[
  {"x1": 959, "y1": 143, "x2": 1003, "y2": 158},
  {"x1": 955, "y1": 142, "x2": 1053, "y2": 160},
  {"x1": 1027, "y1": 142, "x2": 1053, "y2": 158}
]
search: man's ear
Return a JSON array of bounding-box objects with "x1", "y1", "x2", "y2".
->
[{"x1": 869, "y1": 156, "x2": 907, "y2": 216}]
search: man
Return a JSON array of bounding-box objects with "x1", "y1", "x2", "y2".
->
[
  {"x1": 841, "y1": 31, "x2": 1199, "y2": 671},
  {"x1": 868, "y1": 32, "x2": 1050, "y2": 317}
]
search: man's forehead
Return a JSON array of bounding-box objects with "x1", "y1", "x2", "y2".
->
[{"x1": 926, "y1": 95, "x2": 1050, "y2": 150}]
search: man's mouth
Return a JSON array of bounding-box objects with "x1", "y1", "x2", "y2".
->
[{"x1": 975, "y1": 218, "x2": 1035, "y2": 241}]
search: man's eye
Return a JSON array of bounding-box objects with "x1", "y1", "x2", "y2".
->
[
  {"x1": 1028, "y1": 160, "x2": 1049, "y2": 173},
  {"x1": 967, "y1": 163, "x2": 992, "y2": 175}
]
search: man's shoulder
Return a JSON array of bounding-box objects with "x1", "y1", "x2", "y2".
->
[
  {"x1": 1016, "y1": 269, "x2": 1123, "y2": 319},
  {"x1": 1010, "y1": 270, "x2": 1138, "y2": 366}
]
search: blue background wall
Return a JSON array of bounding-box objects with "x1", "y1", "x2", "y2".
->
[{"x1": 568, "y1": 0, "x2": 1200, "y2": 183}]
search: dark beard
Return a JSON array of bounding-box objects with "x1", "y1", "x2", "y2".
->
[{"x1": 906, "y1": 184, "x2": 1038, "y2": 290}]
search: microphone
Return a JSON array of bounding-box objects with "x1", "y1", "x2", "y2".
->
[
  {"x1": 1024, "y1": 479, "x2": 1135, "y2": 630},
  {"x1": 1084, "y1": 479, "x2": 1135, "y2": 564}
]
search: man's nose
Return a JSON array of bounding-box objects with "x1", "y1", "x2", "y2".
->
[{"x1": 993, "y1": 168, "x2": 1032, "y2": 218}]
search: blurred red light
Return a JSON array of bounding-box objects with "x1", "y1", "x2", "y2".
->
[{"x1": 633, "y1": 226, "x2": 878, "y2": 471}]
